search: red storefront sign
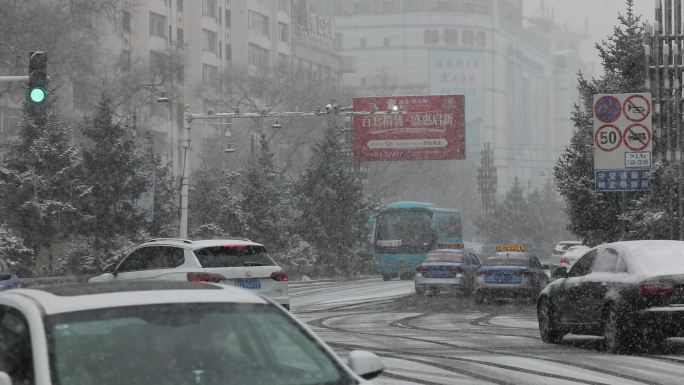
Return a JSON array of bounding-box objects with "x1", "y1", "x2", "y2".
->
[{"x1": 353, "y1": 95, "x2": 465, "y2": 161}]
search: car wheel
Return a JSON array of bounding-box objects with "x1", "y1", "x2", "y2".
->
[
  {"x1": 537, "y1": 298, "x2": 564, "y2": 344},
  {"x1": 603, "y1": 305, "x2": 629, "y2": 354},
  {"x1": 382, "y1": 274, "x2": 392, "y2": 281}
]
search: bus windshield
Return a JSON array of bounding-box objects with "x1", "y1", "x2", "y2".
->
[
  {"x1": 433, "y1": 212, "x2": 462, "y2": 242},
  {"x1": 375, "y1": 210, "x2": 433, "y2": 253}
]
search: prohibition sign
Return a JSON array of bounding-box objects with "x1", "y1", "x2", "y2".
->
[
  {"x1": 595, "y1": 124, "x2": 622, "y2": 152},
  {"x1": 623, "y1": 123, "x2": 651, "y2": 151},
  {"x1": 594, "y1": 95, "x2": 622, "y2": 123},
  {"x1": 623, "y1": 94, "x2": 651, "y2": 122}
]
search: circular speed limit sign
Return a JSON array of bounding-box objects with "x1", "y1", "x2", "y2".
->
[{"x1": 594, "y1": 124, "x2": 622, "y2": 152}]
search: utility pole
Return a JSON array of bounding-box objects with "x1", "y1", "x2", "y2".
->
[{"x1": 646, "y1": 0, "x2": 684, "y2": 239}]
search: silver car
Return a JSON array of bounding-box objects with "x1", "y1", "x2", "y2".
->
[{"x1": 414, "y1": 249, "x2": 481, "y2": 296}]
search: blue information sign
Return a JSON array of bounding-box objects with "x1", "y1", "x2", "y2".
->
[{"x1": 595, "y1": 169, "x2": 650, "y2": 192}]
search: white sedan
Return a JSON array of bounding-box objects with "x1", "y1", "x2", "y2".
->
[{"x1": 0, "y1": 281, "x2": 384, "y2": 385}]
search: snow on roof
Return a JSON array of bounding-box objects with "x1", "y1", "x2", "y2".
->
[{"x1": 613, "y1": 240, "x2": 684, "y2": 275}]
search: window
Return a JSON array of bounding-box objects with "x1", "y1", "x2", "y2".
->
[
  {"x1": 176, "y1": 28, "x2": 184, "y2": 49},
  {"x1": 0, "y1": 306, "x2": 33, "y2": 385},
  {"x1": 117, "y1": 248, "x2": 149, "y2": 272},
  {"x1": 592, "y1": 248, "x2": 624, "y2": 273},
  {"x1": 149, "y1": 12, "x2": 167, "y2": 38},
  {"x1": 122, "y1": 10, "x2": 131, "y2": 32},
  {"x1": 568, "y1": 250, "x2": 597, "y2": 277},
  {"x1": 248, "y1": 44, "x2": 270, "y2": 67},
  {"x1": 149, "y1": 50, "x2": 169, "y2": 77},
  {"x1": 278, "y1": 53, "x2": 289, "y2": 73},
  {"x1": 278, "y1": 22, "x2": 289, "y2": 42},
  {"x1": 147, "y1": 247, "x2": 185, "y2": 269},
  {"x1": 203, "y1": 0, "x2": 217, "y2": 18},
  {"x1": 225, "y1": 9, "x2": 231, "y2": 27},
  {"x1": 278, "y1": 0, "x2": 288, "y2": 12},
  {"x1": 225, "y1": 43, "x2": 232, "y2": 61},
  {"x1": 177, "y1": 63, "x2": 184, "y2": 82},
  {"x1": 117, "y1": 247, "x2": 184, "y2": 272},
  {"x1": 177, "y1": 0, "x2": 183, "y2": 11},
  {"x1": 360, "y1": 38, "x2": 366, "y2": 48},
  {"x1": 248, "y1": 10, "x2": 269, "y2": 37},
  {"x1": 202, "y1": 63, "x2": 218, "y2": 86},
  {"x1": 195, "y1": 246, "x2": 276, "y2": 268},
  {"x1": 203, "y1": 29, "x2": 218, "y2": 53}
]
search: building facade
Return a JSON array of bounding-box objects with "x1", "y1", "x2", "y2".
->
[{"x1": 308, "y1": 0, "x2": 587, "y2": 191}]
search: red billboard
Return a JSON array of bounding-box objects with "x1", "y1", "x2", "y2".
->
[{"x1": 353, "y1": 95, "x2": 465, "y2": 161}]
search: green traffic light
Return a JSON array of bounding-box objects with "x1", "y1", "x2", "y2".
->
[{"x1": 29, "y1": 87, "x2": 47, "y2": 104}]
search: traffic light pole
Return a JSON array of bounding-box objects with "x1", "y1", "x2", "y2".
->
[{"x1": 177, "y1": 106, "x2": 400, "y2": 239}]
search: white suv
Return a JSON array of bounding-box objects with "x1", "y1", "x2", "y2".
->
[{"x1": 89, "y1": 238, "x2": 289, "y2": 309}]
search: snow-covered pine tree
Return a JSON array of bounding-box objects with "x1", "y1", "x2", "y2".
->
[
  {"x1": 240, "y1": 136, "x2": 294, "y2": 253},
  {"x1": 0, "y1": 99, "x2": 88, "y2": 272},
  {"x1": 296, "y1": 122, "x2": 371, "y2": 277},
  {"x1": 77, "y1": 93, "x2": 151, "y2": 238}
]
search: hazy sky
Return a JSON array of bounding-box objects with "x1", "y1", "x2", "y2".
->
[{"x1": 524, "y1": 0, "x2": 653, "y2": 73}]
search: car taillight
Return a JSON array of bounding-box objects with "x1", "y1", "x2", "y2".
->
[
  {"x1": 636, "y1": 282, "x2": 677, "y2": 296},
  {"x1": 560, "y1": 257, "x2": 569, "y2": 265},
  {"x1": 515, "y1": 270, "x2": 531, "y2": 277},
  {"x1": 271, "y1": 271, "x2": 289, "y2": 282},
  {"x1": 452, "y1": 266, "x2": 463, "y2": 274},
  {"x1": 478, "y1": 271, "x2": 491, "y2": 277},
  {"x1": 416, "y1": 266, "x2": 427, "y2": 273},
  {"x1": 187, "y1": 272, "x2": 226, "y2": 283}
]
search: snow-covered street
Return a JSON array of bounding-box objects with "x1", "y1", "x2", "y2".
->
[{"x1": 291, "y1": 278, "x2": 684, "y2": 385}]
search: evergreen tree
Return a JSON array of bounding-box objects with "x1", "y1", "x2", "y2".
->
[
  {"x1": 240, "y1": 136, "x2": 294, "y2": 252},
  {"x1": 77, "y1": 93, "x2": 151, "y2": 238},
  {"x1": 296, "y1": 123, "x2": 371, "y2": 276},
  {"x1": 0, "y1": 224, "x2": 33, "y2": 277},
  {"x1": 554, "y1": 0, "x2": 653, "y2": 245},
  {"x1": 189, "y1": 168, "x2": 246, "y2": 238},
  {"x1": 0, "y1": 100, "x2": 88, "y2": 271}
]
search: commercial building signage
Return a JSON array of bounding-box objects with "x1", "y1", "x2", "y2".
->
[
  {"x1": 593, "y1": 93, "x2": 652, "y2": 192},
  {"x1": 353, "y1": 95, "x2": 465, "y2": 161},
  {"x1": 423, "y1": 29, "x2": 487, "y2": 48}
]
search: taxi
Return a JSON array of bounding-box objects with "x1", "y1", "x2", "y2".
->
[{"x1": 474, "y1": 245, "x2": 549, "y2": 303}]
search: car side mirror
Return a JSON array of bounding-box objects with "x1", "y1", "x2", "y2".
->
[
  {"x1": 104, "y1": 263, "x2": 117, "y2": 276},
  {"x1": 0, "y1": 371, "x2": 13, "y2": 385},
  {"x1": 551, "y1": 267, "x2": 568, "y2": 279},
  {"x1": 348, "y1": 350, "x2": 384, "y2": 380}
]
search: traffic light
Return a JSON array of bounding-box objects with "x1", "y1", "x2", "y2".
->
[{"x1": 27, "y1": 51, "x2": 47, "y2": 104}]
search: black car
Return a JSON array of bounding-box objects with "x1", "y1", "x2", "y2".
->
[{"x1": 537, "y1": 240, "x2": 684, "y2": 353}]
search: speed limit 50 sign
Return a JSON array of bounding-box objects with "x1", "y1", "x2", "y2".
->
[{"x1": 593, "y1": 93, "x2": 652, "y2": 192}]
